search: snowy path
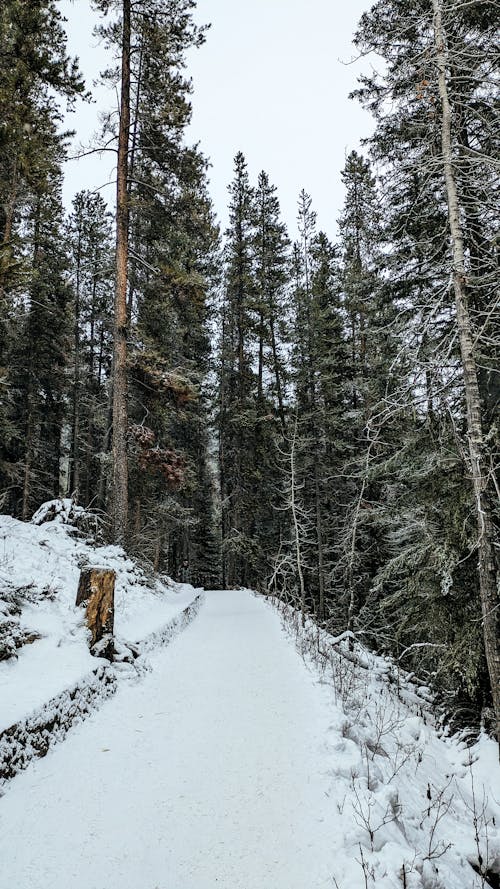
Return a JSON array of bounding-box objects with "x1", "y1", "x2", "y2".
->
[{"x1": 0, "y1": 590, "x2": 338, "y2": 889}]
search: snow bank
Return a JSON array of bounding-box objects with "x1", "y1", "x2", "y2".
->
[
  {"x1": 272, "y1": 601, "x2": 500, "y2": 889},
  {"x1": 0, "y1": 593, "x2": 203, "y2": 785},
  {"x1": 0, "y1": 504, "x2": 201, "y2": 734}
]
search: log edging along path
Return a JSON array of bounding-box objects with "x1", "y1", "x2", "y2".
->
[{"x1": 0, "y1": 593, "x2": 204, "y2": 785}]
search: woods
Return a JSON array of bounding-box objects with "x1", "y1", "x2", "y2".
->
[{"x1": 0, "y1": 0, "x2": 498, "y2": 742}]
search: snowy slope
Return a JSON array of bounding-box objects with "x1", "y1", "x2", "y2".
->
[
  {"x1": 0, "y1": 502, "x2": 199, "y2": 732},
  {"x1": 279, "y1": 606, "x2": 500, "y2": 889},
  {"x1": 0, "y1": 589, "x2": 499, "y2": 889}
]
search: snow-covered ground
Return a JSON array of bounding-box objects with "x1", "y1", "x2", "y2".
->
[
  {"x1": 1, "y1": 588, "x2": 499, "y2": 889},
  {"x1": 0, "y1": 502, "x2": 199, "y2": 732},
  {"x1": 277, "y1": 606, "x2": 500, "y2": 888}
]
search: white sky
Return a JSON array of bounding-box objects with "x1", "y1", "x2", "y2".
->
[{"x1": 60, "y1": 0, "x2": 373, "y2": 239}]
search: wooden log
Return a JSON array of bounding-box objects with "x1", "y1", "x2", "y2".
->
[{"x1": 76, "y1": 568, "x2": 115, "y2": 660}]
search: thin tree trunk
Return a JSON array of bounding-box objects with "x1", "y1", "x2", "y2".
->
[
  {"x1": 127, "y1": 46, "x2": 143, "y2": 322},
  {"x1": 314, "y1": 464, "x2": 325, "y2": 620},
  {"x1": 21, "y1": 405, "x2": 33, "y2": 521},
  {"x1": 98, "y1": 372, "x2": 114, "y2": 513},
  {"x1": 111, "y1": 0, "x2": 131, "y2": 545},
  {"x1": 269, "y1": 316, "x2": 286, "y2": 433},
  {"x1": 302, "y1": 216, "x2": 326, "y2": 624},
  {"x1": 290, "y1": 415, "x2": 306, "y2": 627},
  {"x1": 257, "y1": 309, "x2": 264, "y2": 402},
  {"x1": 346, "y1": 475, "x2": 367, "y2": 639},
  {"x1": 154, "y1": 534, "x2": 162, "y2": 573},
  {"x1": 1, "y1": 180, "x2": 17, "y2": 250},
  {"x1": 0, "y1": 167, "x2": 18, "y2": 317},
  {"x1": 433, "y1": 0, "x2": 500, "y2": 747},
  {"x1": 134, "y1": 497, "x2": 141, "y2": 536},
  {"x1": 21, "y1": 203, "x2": 40, "y2": 520},
  {"x1": 69, "y1": 226, "x2": 82, "y2": 500},
  {"x1": 219, "y1": 304, "x2": 227, "y2": 589},
  {"x1": 85, "y1": 270, "x2": 99, "y2": 505},
  {"x1": 98, "y1": 325, "x2": 105, "y2": 387}
]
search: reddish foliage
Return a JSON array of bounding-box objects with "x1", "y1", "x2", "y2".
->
[{"x1": 129, "y1": 425, "x2": 186, "y2": 487}]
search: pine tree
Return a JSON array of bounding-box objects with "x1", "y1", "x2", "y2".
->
[
  {"x1": 217, "y1": 164, "x2": 293, "y2": 590},
  {"x1": 0, "y1": 0, "x2": 84, "y2": 513},
  {"x1": 352, "y1": 0, "x2": 499, "y2": 736},
  {"x1": 0, "y1": 0, "x2": 84, "y2": 297},
  {"x1": 335, "y1": 152, "x2": 388, "y2": 634},
  {"x1": 92, "y1": 0, "x2": 218, "y2": 570},
  {"x1": 253, "y1": 171, "x2": 290, "y2": 433},
  {"x1": 91, "y1": 0, "x2": 131, "y2": 543},
  {"x1": 118, "y1": 1, "x2": 219, "y2": 579},
  {"x1": 248, "y1": 171, "x2": 291, "y2": 586},
  {"x1": 218, "y1": 152, "x2": 258, "y2": 587},
  {"x1": 271, "y1": 191, "x2": 351, "y2": 621},
  {"x1": 7, "y1": 144, "x2": 71, "y2": 518},
  {"x1": 66, "y1": 191, "x2": 114, "y2": 507},
  {"x1": 309, "y1": 231, "x2": 351, "y2": 621},
  {"x1": 291, "y1": 191, "x2": 330, "y2": 617}
]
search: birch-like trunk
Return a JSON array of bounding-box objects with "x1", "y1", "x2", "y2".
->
[
  {"x1": 290, "y1": 415, "x2": 306, "y2": 626},
  {"x1": 69, "y1": 227, "x2": 81, "y2": 500},
  {"x1": 433, "y1": 0, "x2": 500, "y2": 746},
  {"x1": 314, "y1": 464, "x2": 325, "y2": 620},
  {"x1": 111, "y1": 0, "x2": 131, "y2": 544}
]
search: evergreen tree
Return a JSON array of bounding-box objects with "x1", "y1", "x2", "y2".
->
[
  {"x1": 0, "y1": 0, "x2": 84, "y2": 298},
  {"x1": 276, "y1": 193, "x2": 351, "y2": 620},
  {"x1": 218, "y1": 153, "x2": 258, "y2": 587},
  {"x1": 123, "y1": 1, "x2": 218, "y2": 580},
  {"x1": 249, "y1": 171, "x2": 291, "y2": 585},
  {"x1": 66, "y1": 191, "x2": 114, "y2": 507},
  {"x1": 291, "y1": 191, "x2": 329, "y2": 617},
  {"x1": 335, "y1": 152, "x2": 388, "y2": 633},
  {"x1": 0, "y1": 0, "x2": 84, "y2": 514},
  {"x1": 7, "y1": 145, "x2": 71, "y2": 518},
  {"x1": 351, "y1": 0, "x2": 499, "y2": 733},
  {"x1": 93, "y1": 0, "x2": 219, "y2": 573},
  {"x1": 217, "y1": 163, "x2": 293, "y2": 590},
  {"x1": 253, "y1": 171, "x2": 290, "y2": 433}
]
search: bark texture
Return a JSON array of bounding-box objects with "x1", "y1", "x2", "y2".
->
[
  {"x1": 76, "y1": 567, "x2": 116, "y2": 660},
  {"x1": 433, "y1": 0, "x2": 500, "y2": 746},
  {"x1": 111, "y1": 0, "x2": 131, "y2": 544},
  {"x1": 290, "y1": 416, "x2": 306, "y2": 626}
]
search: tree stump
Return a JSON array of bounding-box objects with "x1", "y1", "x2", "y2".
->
[{"x1": 76, "y1": 568, "x2": 115, "y2": 661}]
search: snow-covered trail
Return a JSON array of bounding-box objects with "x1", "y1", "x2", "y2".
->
[{"x1": 0, "y1": 590, "x2": 338, "y2": 889}]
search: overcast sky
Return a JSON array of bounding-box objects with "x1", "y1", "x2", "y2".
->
[{"x1": 60, "y1": 0, "x2": 373, "y2": 240}]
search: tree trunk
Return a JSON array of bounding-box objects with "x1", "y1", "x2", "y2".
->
[
  {"x1": 21, "y1": 205, "x2": 40, "y2": 521},
  {"x1": 85, "y1": 268, "x2": 99, "y2": 505},
  {"x1": 76, "y1": 567, "x2": 115, "y2": 660},
  {"x1": 69, "y1": 226, "x2": 82, "y2": 500},
  {"x1": 433, "y1": 0, "x2": 500, "y2": 747},
  {"x1": 127, "y1": 46, "x2": 143, "y2": 322},
  {"x1": 346, "y1": 475, "x2": 367, "y2": 640},
  {"x1": 98, "y1": 382, "x2": 114, "y2": 513},
  {"x1": 154, "y1": 534, "x2": 163, "y2": 573},
  {"x1": 0, "y1": 169, "x2": 18, "y2": 322},
  {"x1": 290, "y1": 415, "x2": 306, "y2": 626},
  {"x1": 134, "y1": 497, "x2": 141, "y2": 536},
  {"x1": 314, "y1": 464, "x2": 325, "y2": 620},
  {"x1": 21, "y1": 405, "x2": 33, "y2": 521},
  {"x1": 257, "y1": 309, "x2": 264, "y2": 402},
  {"x1": 219, "y1": 305, "x2": 227, "y2": 589},
  {"x1": 269, "y1": 315, "x2": 286, "y2": 433},
  {"x1": 111, "y1": 0, "x2": 131, "y2": 545}
]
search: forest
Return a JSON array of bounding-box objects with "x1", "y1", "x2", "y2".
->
[{"x1": 0, "y1": 0, "x2": 498, "y2": 747}]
